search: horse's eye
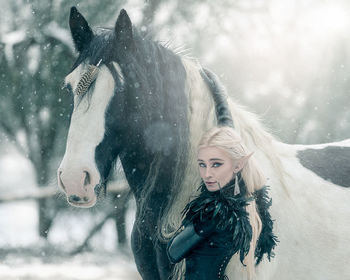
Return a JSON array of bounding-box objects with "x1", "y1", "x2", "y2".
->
[{"x1": 62, "y1": 83, "x2": 73, "y2": 94}]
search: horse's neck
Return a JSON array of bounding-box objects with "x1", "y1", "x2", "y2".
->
[
  {"x1": 119, "y1": 55, "x2": 191, "y2": 212},
  {"x1": 119, "y1": 152, "x2": 148, "y2": 201}
]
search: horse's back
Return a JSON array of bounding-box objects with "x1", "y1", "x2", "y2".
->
[{"x1": 296, "y1": 140, "x2": 350, "y2": 188}]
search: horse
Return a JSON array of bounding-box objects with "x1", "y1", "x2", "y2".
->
[{"x1": 57, "y1": 7, "x2": 350, "y2": 280}]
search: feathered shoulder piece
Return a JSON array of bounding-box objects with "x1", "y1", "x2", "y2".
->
[
  {"x1": 253, "y1": 186, "x2": 279, "y2": 265},
  {"x1": 182, "y1": 175, "x2": 254, "y2": 264}
]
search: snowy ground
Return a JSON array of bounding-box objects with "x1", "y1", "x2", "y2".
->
[
  {"x1": 0, "y1": 248, "x2": 141, "y2": 280},
  {"x1": 0, "y1": 151, "x2": 141, "y2": 280}
]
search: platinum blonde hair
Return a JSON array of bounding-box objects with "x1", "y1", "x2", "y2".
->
[{"x1": 198, "y1": 126, "x2": 265, "y2": 279}]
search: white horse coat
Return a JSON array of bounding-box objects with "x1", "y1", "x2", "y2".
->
[{"x1": 183, "y1": 60, "x2": 350, "y2": 280}]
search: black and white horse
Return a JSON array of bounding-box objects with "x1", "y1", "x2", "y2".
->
[{"x1": 58, "y1": 7, "x2": 350, "y2": 280}]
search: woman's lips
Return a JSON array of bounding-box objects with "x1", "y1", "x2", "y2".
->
[{"x1": 205, "y1": 181, "x2": 217, "y2": 185}]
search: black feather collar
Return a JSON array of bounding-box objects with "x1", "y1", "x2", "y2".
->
[
  {"x1": 182, "y1": 173, "x2": 253, "y2": 264},
  {"x1": 182, "y1": 173, "x2": 278, "y2": 265},
  {"x1": 253, "y1": 186, "x2": 279, "y2": 265}
]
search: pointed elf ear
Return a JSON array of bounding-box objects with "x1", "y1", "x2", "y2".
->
[
  {"x1": 114, "y1": 9, "x2": 135, "y2": 51},
  {"x1": 69, "y1": 6, "x2": 93, "y2": 52},
  {"x1": 233, "y1": 152, "x2": 254, "y2": 173}
]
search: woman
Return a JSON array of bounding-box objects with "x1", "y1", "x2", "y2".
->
[{"x1": 167, "y1": 126, "x2": 278, "y2": 280}]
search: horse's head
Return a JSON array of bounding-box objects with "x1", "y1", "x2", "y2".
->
[{"x1": 58, "y1": 7, "x2": 135, "y2": 207}]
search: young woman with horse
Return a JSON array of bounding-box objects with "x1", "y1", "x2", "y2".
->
[
  {"x1": 58, "y1": 6, "x2": 350, "y2": 280},
  {"x1": 167, "y1": 126, "x2": 278, "y2": 280}
]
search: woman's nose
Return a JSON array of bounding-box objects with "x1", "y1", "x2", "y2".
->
[{"x1": 205, "y1": 168, "x2": 213, "y2": 178}]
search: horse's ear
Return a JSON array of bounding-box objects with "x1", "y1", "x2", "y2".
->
[
  {"x1": 114, "y1": 9, "x2": 135, "y2": 50},
  {"x1": 69, "y1": 6, "x2": 93, "y2": 52}
]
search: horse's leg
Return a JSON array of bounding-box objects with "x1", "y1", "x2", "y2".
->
[
  {"x1": 131, "y1": 223, "x2": 160, "y2": 280},
  {"x1": 113, "y1": 190, "x2": 131, "y2": 246},
  {"x1": 155, "y1": 240, "x2": 173, "y2": 280}
]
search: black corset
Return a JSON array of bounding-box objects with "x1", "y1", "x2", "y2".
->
[{"x1": 185, "y1": 227, "x2": 235, "y2": 280}]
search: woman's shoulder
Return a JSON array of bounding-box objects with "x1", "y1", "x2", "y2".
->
[{"x1": 182, "y1": 184, "x2": 253, "y2": 231}]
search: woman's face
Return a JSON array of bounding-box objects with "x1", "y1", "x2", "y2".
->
[{"x1": 197, "y1": 146, "x2": 236, "y2": 192}]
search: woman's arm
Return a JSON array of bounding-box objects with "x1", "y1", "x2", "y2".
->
[
  {"x1": 166, "y1": 222, "x2": 203, "y2": 263},
  {"x1": 166, "y1": 219, "x2": 216, "y2": 263}
]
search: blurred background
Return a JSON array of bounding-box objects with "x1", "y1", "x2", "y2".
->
[{"x1": 0, "y1": 0, "x2": 349, "y2": 279}]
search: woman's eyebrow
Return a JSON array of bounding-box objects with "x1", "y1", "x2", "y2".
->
[{"x1": 197, "y1": 158, "x2": 224, "y2": 162}]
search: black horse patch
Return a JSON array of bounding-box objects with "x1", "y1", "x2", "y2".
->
[{"x1": 297, "y1": 146, "x2": 350, "y2": 188}]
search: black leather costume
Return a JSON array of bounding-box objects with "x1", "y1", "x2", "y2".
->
[{"x1": 167, "y1": 173, "x2": 278, "y2": 280}]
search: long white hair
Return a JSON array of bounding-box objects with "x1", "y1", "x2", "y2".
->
[{"x1": 198, "y1": 126, "x2": 266, "y2": 279}]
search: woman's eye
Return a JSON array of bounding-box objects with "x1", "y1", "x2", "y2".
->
[
  {"x1": 198, "y1": 163, "x2": 206, "y2": 168},
  {"x1": 212, "y1": 162, "x2": 222, "y2": 168}
]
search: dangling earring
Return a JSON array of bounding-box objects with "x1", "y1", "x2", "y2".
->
[{"x1": 234, "y1": 173, "x2": 240, "y2": 195}]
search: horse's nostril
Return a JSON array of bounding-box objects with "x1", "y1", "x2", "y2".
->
[
  {"x1": 83, "y1": 171, "x2": 91, "y2": 186},
  {"x1": 68, "y1": 195, "x2": 82, "y2": 203}
]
